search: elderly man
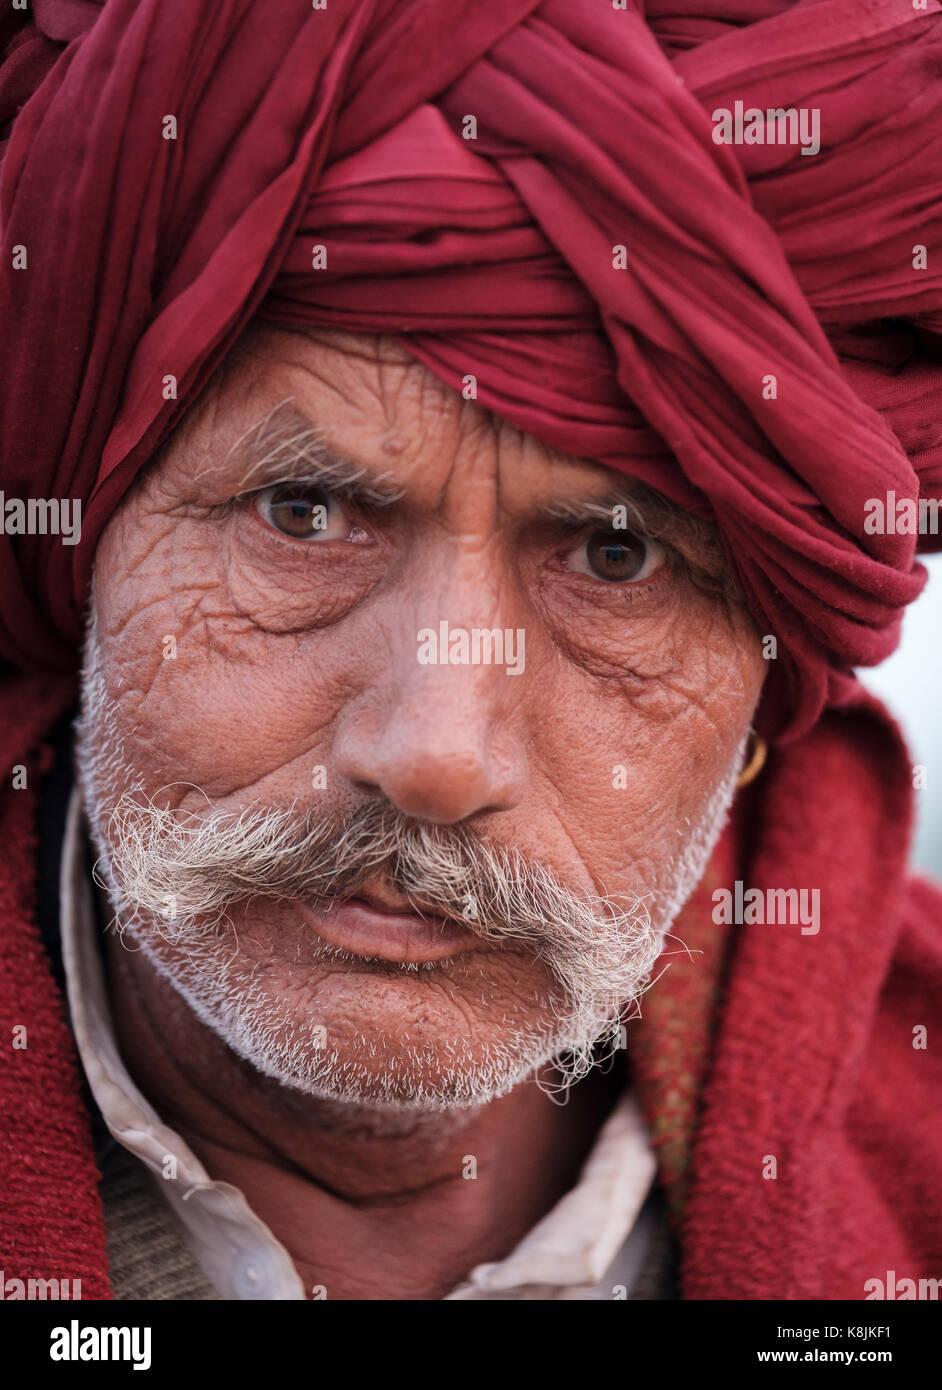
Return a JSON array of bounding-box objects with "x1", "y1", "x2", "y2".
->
[{"x1": 1, "y1": 0, "x2": 941, "y2": 1303}]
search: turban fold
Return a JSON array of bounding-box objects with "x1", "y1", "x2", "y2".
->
[{"x1": 2, "y1": 0, "x2": 942, "y2": 739}]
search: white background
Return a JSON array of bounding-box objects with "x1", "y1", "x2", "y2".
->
[{"x1": 856, "y1": 552, "x2": 942, "y2": 879}]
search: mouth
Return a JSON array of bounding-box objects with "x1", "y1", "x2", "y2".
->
[{"x1": 298, "y1": 890, "x2": 483, "y2": 965}]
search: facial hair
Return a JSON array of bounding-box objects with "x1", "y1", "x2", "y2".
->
[{"x1": 75, "y1": 603, "x2": 743, "y2": 1111}]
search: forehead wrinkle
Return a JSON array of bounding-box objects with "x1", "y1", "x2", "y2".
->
[
  {"x1": 426, "y1": 409, "x2": 606, "y2": 529},
  {"x1": 433, "y1": 410, "x2": 505, "y2": 531},
  {"x1": 211, "y1": 397, "x2": 406, "y2": 504}
]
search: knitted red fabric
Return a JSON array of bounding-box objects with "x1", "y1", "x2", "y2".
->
[{"x1": 0, "y1": 671, "x2": 111, "y2": 1301}]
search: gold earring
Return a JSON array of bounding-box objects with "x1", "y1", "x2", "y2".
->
[{"x1": 736, "y1": 731, "x2": 767, "y2": 789}]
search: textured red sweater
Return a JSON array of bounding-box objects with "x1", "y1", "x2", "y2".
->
[{"x1": 1, "y1": 679, "x2": 940, "y2": 1300}]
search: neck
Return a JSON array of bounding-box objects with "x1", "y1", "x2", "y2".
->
[{"x1": 103, "y1": 932, "x2": 622, "y2": 1300}]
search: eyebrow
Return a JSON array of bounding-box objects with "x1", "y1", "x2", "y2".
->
[
  {"x1": 541, "y1": 492, "x2": 655, "y2": 529},
  {"x1": 220, "y1": 398, "x2": 406, "y2": 507}
]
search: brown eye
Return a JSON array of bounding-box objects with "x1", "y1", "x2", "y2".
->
[
  {"x1": 255, "y1": 483, "x2": 346, "y2": 540},
  {"x1": 566, "y1": 527, "x2": 665, "y2": 583}
]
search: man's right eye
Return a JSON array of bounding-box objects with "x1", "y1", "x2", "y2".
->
[{"x1": 255, "y1": 482, "x2": 352, "y2": 541}]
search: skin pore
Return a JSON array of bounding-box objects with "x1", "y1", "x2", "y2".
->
[{"x1": 77, "y1": 325, "x2": 766, "y2": 1299}]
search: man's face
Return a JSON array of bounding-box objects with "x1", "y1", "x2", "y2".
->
[{"x1": 76, "y1": 326, "x2": 765, "y2": 1111}]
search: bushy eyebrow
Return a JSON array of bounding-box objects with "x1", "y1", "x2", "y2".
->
[
  {"x1": 541, "y1": 492, "x2": 655, "y2": 529},
  {"x1": 541, "y1": 488, "x2": 704, "y2": 550},
  {"x1": 221, "y1": 398, "x2": 405, "y2": 507}
]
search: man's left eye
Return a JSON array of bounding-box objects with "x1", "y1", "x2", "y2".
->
[
  {"x1": 255, "y1": 482, "x2": 351, "y2": 541},
  {"x1": 564, "y1": 527, "x2": 665, "y2": 583}
]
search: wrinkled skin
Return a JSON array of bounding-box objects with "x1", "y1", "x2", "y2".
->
[{"x1": 82, "y1": 326, "x2": 765, "y2": 1297}]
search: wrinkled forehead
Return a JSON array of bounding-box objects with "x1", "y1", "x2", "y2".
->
[{"x1": 147, "y1": 321, "x2": 705, "y2": 542}]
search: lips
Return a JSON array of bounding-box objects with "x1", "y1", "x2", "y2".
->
[{"x1": 299, "y1": 893, "x2": 482, "y2": 965}]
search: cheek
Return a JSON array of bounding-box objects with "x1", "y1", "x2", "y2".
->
[
  {"x1": 91, "y1": 508, "x2": 390, "y2": 807},
  {"x1": 527, "y1": 599, "x2": 763, "y2": 892}
]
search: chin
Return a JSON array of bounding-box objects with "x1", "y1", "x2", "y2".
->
[
  {"x1": 210, "y1": 1014, "x2": 564, "y2": 1115},
  {"x1": 139, "y1": 931, "x2": 568, "y2": 1112}
]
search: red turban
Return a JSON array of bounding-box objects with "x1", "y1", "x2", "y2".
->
[{"x1": 3, "y1": 0, "x2": 942, "y2": 738}]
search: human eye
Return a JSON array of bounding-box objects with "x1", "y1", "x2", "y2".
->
[
  {"x1": 254, "y1": 481, "x2": 362, "y2": 542},
  {"x1": 563, "y1": 525, "x2": 666, "y2": 583}
]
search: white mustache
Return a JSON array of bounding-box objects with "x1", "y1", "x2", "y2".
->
[
  {"x1": 96, "y1": 792, "x2": 662, "y2": 1056},
  {"x1": 100, "y1": 794, "x2": 639, "y2": 930}
]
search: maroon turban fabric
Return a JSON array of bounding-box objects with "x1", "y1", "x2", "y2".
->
[{"x1": 3, "y1": 0, "x2": 942, "y2": 740}]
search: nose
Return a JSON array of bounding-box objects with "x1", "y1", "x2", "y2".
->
[{"x1": 332, "y1": 653, "x2": 529, "y2": 825}]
